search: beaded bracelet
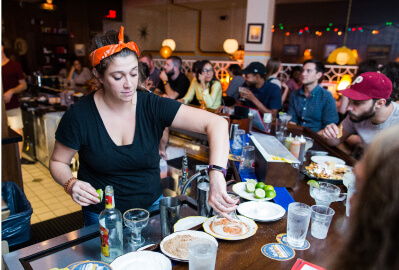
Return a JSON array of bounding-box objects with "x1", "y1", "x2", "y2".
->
[{"x1": 63, "y1": 177, "x2": 78, "y2": 194}]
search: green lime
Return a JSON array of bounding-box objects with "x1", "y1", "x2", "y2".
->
[
  {"x1": 307, "y1": 180, "x2": 320, "y2": 189},
  {"x1": 246, "y1": 179, "x2": 258, "y2": 186},
  {"x1": 264, "y1": 185, "x2": 275, "y2": 192},
  {"x1": 255, "y1": 182, "x2": 266, "y2": 189},
  {"x1": 96, "y1": 189, "x2": 104, "y2": 202},
  {"x1": 246, "y1": 183, "x2": 256, "y2": 193},
  {"x1": 265, "y1": 190, "x2": 277, "y2": 199},
  {"x1": 254, "y1": 188, "x2": 266, "y2": 199}
]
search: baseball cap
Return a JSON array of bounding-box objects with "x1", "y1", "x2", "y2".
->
[
  {"x1": 241, "y1": 62, "x2": 266, "y2": 76},
  {"x1": 340, "y1": 72, "x2": 392, "y2": 100}
]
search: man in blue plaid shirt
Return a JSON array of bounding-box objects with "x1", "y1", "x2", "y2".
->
[{"x1": 288, "y1": 59, "x2": 338, "y2": 132}]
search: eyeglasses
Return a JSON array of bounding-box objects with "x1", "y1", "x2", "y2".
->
[{"x1": 202, "y1": 68, "x2": 213, "y2": 74}]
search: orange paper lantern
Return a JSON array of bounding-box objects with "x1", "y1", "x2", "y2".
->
[{"x1": 159, "y1": 46, "x2": 172, "y2": 59}]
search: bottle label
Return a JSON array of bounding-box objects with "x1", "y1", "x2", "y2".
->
[
  {"x1": 100, "y1": 224, "x2": 110, "y2": 257},
  {"x1": 105, "y1": 195, "x2": 114, "y2": 209}
]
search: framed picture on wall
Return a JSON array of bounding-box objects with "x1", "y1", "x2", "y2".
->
[
  {"x1": 366, "y1": 45, "x2": 391, "y2": 61},
  {"x1": 247, "y1": 24, "x2": 264, "y2": 44},
  {"x1": 284, "y1": 45, "x2": 300, "y2": 56},
  {"x1": 324, "y1": 44, "x2": 337, "y2": 59}
]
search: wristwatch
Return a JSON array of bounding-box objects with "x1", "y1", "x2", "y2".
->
[
  {"x1": 208, "y1": 165, "x2": 227, "y2": 177},
  {"x1": 163, "y1": 80, "x2": 169, "y2": 85}
]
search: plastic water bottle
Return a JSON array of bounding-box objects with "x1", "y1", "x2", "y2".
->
[{"x1": 99, "y1": 186, "x2": 123, "y2": 263}]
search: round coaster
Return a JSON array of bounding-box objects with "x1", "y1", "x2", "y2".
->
[
  {"x1": 261, "y1": 243, "x2": 295, "y2": 261},
  {"x1": 276, "y1": 233, "x2": 310, "y2": 250}
]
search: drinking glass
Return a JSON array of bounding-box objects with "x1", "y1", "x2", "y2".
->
[
  {"x1": 189, "y1": 238, "x2": 217, "y2": 270},
  {"x1": 123, "y1": 208, "x2": 149, "y2": 245},
  {"x1": 239, "y1": 145, "x2": 255, "y2": 174},
  {"x1": 211, "y1": 192, "x2": 244, "y2": 237},
  {"x1": 238, "y1": 87, "x2": 248, "y2": 102},
  {"x1": 310, "y1": 205, "x2": 335, "y2": 239},
  {"x1": 275, "y1": 118, "x2": 286, "y2": 137},
  {"x1": 309, "y1": 182, "x2": 346, "y2": 207},
  {"x1": 287, "y1": 202, "x2": 311, "y2": 248},
  {"x1": 303, "y1": 137, "x2": 314, "y2": 162},
  {"x1": 231, "y1": 129, "x2": 245, "y2": 156},
  {"x1": 279, "y1": 113, "x2": 292, "y2": 128},
  {"x1": 346, "y1": 182, "x2": 356, "y2": 217}
]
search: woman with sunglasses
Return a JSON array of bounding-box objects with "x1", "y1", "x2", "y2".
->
[
  {"x1": 179, "y1": 60, "x2": 222, "y2": 109},
  {"x1": 49, "y1": 27, "x2": 236, "y2": 226}
]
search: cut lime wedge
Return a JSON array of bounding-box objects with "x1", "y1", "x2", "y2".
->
[
  {"x1": 97, "y1": 189, "x2": 104, "y2": 202},
  {"x1": 307, "y1": 180, "x2": 320, "y2": 189},
  {"x1": 254, "y1": 188, "x2": 266, "y2": 199},
  {"x1": 246, "y1": 179, "x2": 258, "y2": 186},
  {"x1": 246, "y1": 183, "x2": 256, "y2": 193}
]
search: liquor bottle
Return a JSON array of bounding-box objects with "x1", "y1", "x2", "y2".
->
[
  {"x1": 200, "y1": 100, "x2": 207, "y2": 110},
  {"x1": 99, "y1": 185, "x2": 123, "y2": 263}
]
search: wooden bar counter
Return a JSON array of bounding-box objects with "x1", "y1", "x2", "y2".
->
[{"x1": 3, "y1": 125, "x2": 355, "y2": 270}]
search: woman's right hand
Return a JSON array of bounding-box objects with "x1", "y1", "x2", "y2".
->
[{"x1": 69, "y1": 180, "x2": 101, "y2": 206}]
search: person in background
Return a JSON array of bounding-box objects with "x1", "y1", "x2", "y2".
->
[
  {"x1": 49, "y1": 27, "x2": 236, "y2": 226},
  {"x1": 329, "y1": 125, "x2": 399, "y2": 270},
  {"x1": 283, "y1": 65, "x2": 303, "y2": 112},
  {"x1": 239, "y1": 62, "x2": 281, "y2": 117},
  {"x1": 2, "y1": 44, "x2": 27, "y2": 159},
  {"x1": 338, "y1": 59, "x2": 378, "y2": 117},
  {"x1": 139, "y1": 52, "x2": 161, "y2": 91},
  {"x1": 265, "y1": 57, "x2": 290, "y2": 105},
  {"x1": 186, "y1": 60, "x2": 201, "y2": 83},
  {"x1": 321, "y1": 72, "x2": 399, "y2": 151},
  {"x1": 157, "y1": 56, "x2": 190, "y2": 99},
  {"x1": 67, "y1": 58, "x2": 93, "y2": 86},
  {"x1": 380, "y1": 62, "x2": 399, "y2": 103},
  {"x1": 225, "y1": 64, "x2": 245, "y2": 100},
  {"x1": 179, "y1": 60, "x2": 222, "y2": 110},
  {"x1": 288, "y1": 59, "x2": 338, "y2": 132}
]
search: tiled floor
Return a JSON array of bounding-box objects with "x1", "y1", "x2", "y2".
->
[{"x1": 21, "y1": 157, "x2": 81, "y2": 224}]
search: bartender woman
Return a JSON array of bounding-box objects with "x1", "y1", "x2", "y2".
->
[{"x1": 49, "y1": 27, "x2": 235, "y2": 226}]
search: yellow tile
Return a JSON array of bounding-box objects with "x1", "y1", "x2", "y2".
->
[
  {"x1": 40, "y1": 192, "x2": 55, "y2": 200},
  {"x1": 53, "y1": 208, "x2": 73, "y2": 217},
  {"x1": 37, "y1": 212, "x2": 56, "y2": 221},
  {"x1": 45, "y1": 197, "x2": 60, "y2": 205},
  {"x1": 31, "y1": 215, "x2": 41, "y2": 224},
  {"x1": 27, "y1": 195, "x2": 40, "y2": 203},
  {"x1": 34, "y1": 206, "x2": 51, "y2": 215},
  {"x1": 47, "y1": 202, "x2": 65, "y2": 211},
  {"x1": 68, "y1": 204, "x2": 82, "y2": 212},
  {"x1": 31, "y1": 201, "x2": 45, "y2": 208}
]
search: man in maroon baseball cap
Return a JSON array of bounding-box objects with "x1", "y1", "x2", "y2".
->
[{"x1": 321, "y1": 72, "x2": 399, "y2": 149}]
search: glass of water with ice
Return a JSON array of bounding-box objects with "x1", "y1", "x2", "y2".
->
[
  {"x1": 309, "y1": 182, "x2": 345, "y2": 207},
  {"x1": 310, "y1": 205, "x2": 335, "y2": 239},
  {"x1": 287, "y1": 202, "x2": 311, "y2": 248},
  {"x1": 189, "y1": 238, "x2": 217, "y2": 270}
]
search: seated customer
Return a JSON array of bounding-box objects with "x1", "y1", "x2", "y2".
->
[
  {"x1": 265, "y1": 57, "x2": 290, "y2": 105},
  {"x1": 67, "y1": 58, "x2": 93, "y2": 85},
  {"x1": 179, "y1": 60, "x2": 222, "y2": 110},
  {"x1": 329, "y1": 125, "x2": 399, "y2": 270},
  {"x1": 225, "y1": 64, "x2": 245, "y2": 100},
  {"x1": 239, "y1": 62, "x2": 281, "y2": 117},
  {"x1": 288, "y1": 59, "x2": 338, "y2": 132},
  {"x1": 157, "y1": 56, "x2": 190, "y2": 100},
  {"x1": 139, "y1": 52, "x2": 161, "y2": 91},
  {"x1": 321, "y1": 72, "x2": 399, "y2": 149}
]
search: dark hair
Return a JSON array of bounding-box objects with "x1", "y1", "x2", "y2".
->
[
  {"x1": 140, "y1": 52, "x2": 153, "y2": 61},
  {"x1": 228, "y1": 64, "x2": 242, "y2": 76},
  {"x1": 192, "y1": 60, "x2": 201, "y2": 73},
  {"x1": 329, "y1": 125, "x2": 399, "y2": 270},
  {"x1": 381, "y1": 62, "x2": 399, "y2": 102},
  {"x1": 355, "y1": 59, "x2": 378, "y2": 78},
  {"x1": 265, "y1": 57, "x2": 281, "y2": 80},
  {"x1": 167, "y1": 56, "x2": 183, "y2": 68},
  {"x1": 195, "y1": 60, "x2": 218, "y2": 85},
  {"x1": 290, "y1": 65, "x2": 303, "y2": 78},
  {"x1": 90, "y1": 29, "x2": 144, "y2": 86},
  {"x1": 141, "y1": 62, "x2": 150, "y2": 78}
]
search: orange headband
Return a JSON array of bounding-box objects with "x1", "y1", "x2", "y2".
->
[{"x1": 89, "y1": 26, "x2": 140, "y2": 67}]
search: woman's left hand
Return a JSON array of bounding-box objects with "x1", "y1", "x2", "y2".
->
[{"x1": 208, "y1": 170, "x2": 238, "y2": 220}]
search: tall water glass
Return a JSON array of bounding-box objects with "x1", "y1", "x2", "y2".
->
[
  {"x1": 189, "y1": 238, "x2": 217, "y2": 270},
  {"x1": 287, "y1": 202, "x2": 311, "y2": 248},
  {"x1": 310, "y1": 205, "x2": 335, "y2": 239},
  {"x1": 346, "y1": 182, "x2": 356, "y2": 217},
  {"x1": 231, "y1": 129, "x2": 245, "y2": 156},
  {"x1": 239, "y1": 145, "x2": 255, "y2": 174}
]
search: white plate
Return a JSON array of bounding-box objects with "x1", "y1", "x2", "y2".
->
[
  {"x1": 160, "y1": 230, "x2": 218, "y2": 262},
  {"x1": 237, "y1": 201, "x2": 286, "y2": 222},
  {"x1": 203, "y1": 215, "x2": 258, "y2": 240},
  {"x1": 174, "y1": 216, "x2": 208, "y2": 232},
  {"x1": 232, "y1": 182, "x2": 274, "y2": 201},
  {"x1": 311, "y1": 156, "x2": 345, "y2": 165},
  {"x1": 110, "y1": 251, "x2": 171, "y2": 270}
]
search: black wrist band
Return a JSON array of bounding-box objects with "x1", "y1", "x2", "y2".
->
[{"x1": 208, "y1": 165, "x2": 227, "y2": 177}]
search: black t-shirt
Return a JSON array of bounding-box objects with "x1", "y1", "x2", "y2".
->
[
  {"x1": 55, "y1": 91, "x2": 182, "y2": 214},
  {"x1": 158, "y1": 72, "x2": 190, "y2": 99}
]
